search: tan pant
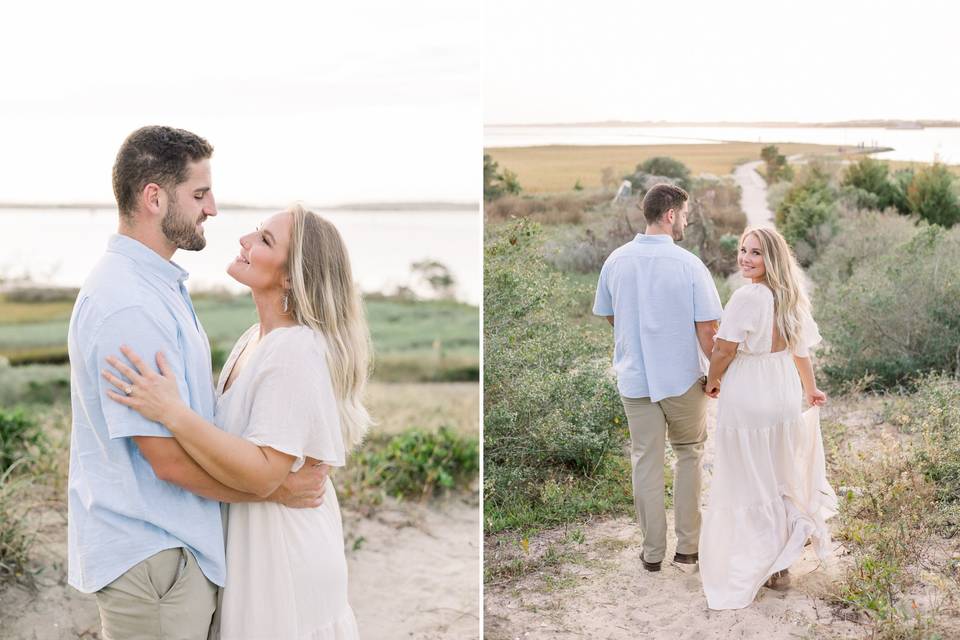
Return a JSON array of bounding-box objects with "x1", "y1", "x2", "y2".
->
[
  {"x1": 96, "y1": 547, "x2": 217, "y2": 640},
  {"x1": 622, "y1": 378, "x2": 708, "y2": 563}
]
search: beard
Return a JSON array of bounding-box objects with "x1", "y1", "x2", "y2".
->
[
  {"x1": 161, "y1": 194, "x2": 206, "y2": 251},
  {"x1": 672, "y1": 218, "x2": 685, "y2": 242}
]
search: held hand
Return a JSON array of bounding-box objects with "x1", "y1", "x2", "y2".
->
[
  {"x1": 102, "y1": 347, "x2": 185, "y2": 423},
  {"x1": 270, "y1": 459, "x2": 329, "y2": 508},
  {"x1": 806, "y1": 388, "x2": 827, "y2": 407},
  {"x1": 704, "y1": 380, "x2": 721, "y2": 399}
]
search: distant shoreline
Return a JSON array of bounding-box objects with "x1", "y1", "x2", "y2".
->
[
  {"x1": 0, "y1": 201, "x2": 478, "y2": 212},
  {"x1": 487, "y1": 119, "x2": 960, "y2": 129}
]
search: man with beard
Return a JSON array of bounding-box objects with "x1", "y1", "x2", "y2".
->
[
  {"x1": 67, "y1": 126, "x2": 327, "y2": 639},
  {"x1": 593, "y1": 183, "x2": 722, "y2": 573}
]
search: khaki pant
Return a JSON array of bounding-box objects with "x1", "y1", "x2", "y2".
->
[
  {"x1": 96, "y1": 547, "x2": 217, "y2": 640},
  {"x1": 622, "y1": 378, "x2": 708, "y2": 563}
]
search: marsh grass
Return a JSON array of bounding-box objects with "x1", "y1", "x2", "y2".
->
[{"x1": 484, "y1": 142, "x2": 849, "y2": 193}]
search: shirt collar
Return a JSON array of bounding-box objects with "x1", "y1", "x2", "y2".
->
[
  {"x1": 106, "y1": 234, "x2": 190, "y2": 287},
  {"x1": 634, "y1": 233, "x2": 675, "y2": 244}
]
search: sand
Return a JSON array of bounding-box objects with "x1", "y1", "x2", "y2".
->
[
  {"x1": 0, "y1": 495, "x2": 480, "y2": 640},
  {"x1": 483, "y1": 400, "x2": 867, "y2": 640}
]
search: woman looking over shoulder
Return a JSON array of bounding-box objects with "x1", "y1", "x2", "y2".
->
[
  {"x1": 102, "y1": 204, "x2": 371, "y2": 639},
  {"x1": 698, "y1": 226, "x2": 838, "y2": 611}
]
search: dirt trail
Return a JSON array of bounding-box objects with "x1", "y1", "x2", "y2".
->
[
  {"x1": 484, "y1": 401, "x2": 864, "y2": 640},
  {"x1": 0, "y1": 496, "x2": 480, "y2": 640}
]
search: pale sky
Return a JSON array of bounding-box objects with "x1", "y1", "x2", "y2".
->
[
  {"x1": 0, "y1": 0, "x2": 480, "y2": 206},
  {"x1": 485, "y1": 0, "x2": 960, "y2": 125}
]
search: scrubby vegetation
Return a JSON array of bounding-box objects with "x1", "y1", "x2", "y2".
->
[
  {"x1": 484, "y1": 219, "x2": 629, "y2": 534},
  {"x1": 826, "y1": 375, "x2": 960, "y2": 637}
]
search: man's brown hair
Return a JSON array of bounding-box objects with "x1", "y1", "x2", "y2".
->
[
  {"x1": 112, "y1": 126, "x2": 213, "y2": 218},
  {"x1": 641, "y1": 183, "x2": 689, "y2": 225}
]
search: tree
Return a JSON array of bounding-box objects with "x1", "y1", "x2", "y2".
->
[
  {"x1": 775, "y1": 164, "x2": 838, "y2": 264},
  {"x1": 760, "y1": 145, "x2": 793, "y2": 184},
  {"x1": 841, "y1": 157, "x2": 907, "y2": 213},
  {"x1": 411, "y1": 260, "x2": 456, "y2": 299},
  {"x1": 484, "y1": 154, "x2": 521, "y2": 201},
  {"x1": 636, "y1": 157, "x2": 691, "y2": 190},
  {"x1": 907, "y1": 164, "x2": 960, "y2": 228}
]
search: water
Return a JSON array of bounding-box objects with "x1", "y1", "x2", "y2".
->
[
  {"x1": 1, "y1": 208, "x2": 481, "y2": 305},
  {"x1": 484, "y1": 125, "x2": 960, "y2": 164}
]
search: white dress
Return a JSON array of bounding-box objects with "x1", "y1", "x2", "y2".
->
[
  {"x1": 212, "y1": 324, "x2": 359, "y2": 639},
  {"x1": 699, "y1": 284, "x2": 838, "y2": 610}
]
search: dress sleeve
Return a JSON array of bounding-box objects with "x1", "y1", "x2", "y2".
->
[
  {"x1": 715, "y1": 286, "x2": 760, "y2": 344},
  {"x1": 792, "y1": 310, "x2": 823, "y2": 357},
  {"x1": 242, "y1": 331, "x2": 346, "y2": 471}
]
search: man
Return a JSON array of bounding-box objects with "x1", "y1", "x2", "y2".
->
[
  {"x1": 67, "y1": 126, "x2": 327, "y2": 639},
  {"x1": 593, "y1": 183, "x2": 722, "y2": 572}
]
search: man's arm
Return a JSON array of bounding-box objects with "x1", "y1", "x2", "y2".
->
[
  {"x1": 606, "y1": 315, "x2": 614, "y2": 327},
  {"x1": 695, "y1": 320, "x2": 719, "y2": 358},
  {"x1": 134, "y1": 436, "x2": 327, "y2": 507}
]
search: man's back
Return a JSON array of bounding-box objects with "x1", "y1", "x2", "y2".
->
[
  {"x1": 67, "y1": 234, "x2": 224, "y2": 593},
  {"x1": 593, "y1": 233, "x2": 722, "y2": 402}
]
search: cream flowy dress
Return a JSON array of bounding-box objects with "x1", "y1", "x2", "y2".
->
[
  {"x1": 699, "y1": 283, "x2": 838, "y2": 610},
  {"x1": 211, "y1": 324, "x2": 359, "y2": 640}
]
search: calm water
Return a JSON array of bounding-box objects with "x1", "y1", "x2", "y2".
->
[
  {"x1": 484, "y1": 125, "x2": 960, "y2": 164},
  {"x1": 1, "y1": 208, "x2": 481, "y2": 305}
]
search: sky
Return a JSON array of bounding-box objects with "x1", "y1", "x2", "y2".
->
[
  {"x1": 485, "y1": 0, "x2": 960, "y2": 125},
  {"x1": 0, "y1": 0, "x2": 480, "y2": 206}
]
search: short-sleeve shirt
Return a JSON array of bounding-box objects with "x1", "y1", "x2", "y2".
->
[
  {"x1": 593, "y1": 234, "x2": 722, "y2": 402},
  {"x1": 67, "y1": 234, "x2": 225, "y2": 593},
  {"x1": 715, "y1": 283, "x2": 822, "y2": 357}
]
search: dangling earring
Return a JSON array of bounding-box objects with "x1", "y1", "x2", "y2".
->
[{"x1": 282, "y1": 291, "x2": 290, "y2": 314}]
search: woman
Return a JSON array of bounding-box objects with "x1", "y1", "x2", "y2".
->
[
  {"x1": 698, "y1": 226, "x2": 837, "y2": 610},
  {"x1": 102, "y1": 204, "x2": 370, "y2": 639}
]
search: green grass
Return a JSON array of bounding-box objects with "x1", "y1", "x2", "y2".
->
[{"x1": 0, "y1": 294, "x2": 479, "y2": 382}]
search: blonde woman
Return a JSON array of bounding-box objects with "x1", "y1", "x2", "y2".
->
[
  {"x1": 698, "y1": 226, "x2": 837, "y2": 610},
  {"x1": 102, "y1": 205, "x2": 370, "y2": 639}
]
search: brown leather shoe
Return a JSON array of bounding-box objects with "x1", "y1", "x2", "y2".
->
[
  {"x1": 640, "y1": 551, "x2": 662, "y2": 572},
  {"x1": 673, "y1": 551, "x2": 699, "y2": 565}
]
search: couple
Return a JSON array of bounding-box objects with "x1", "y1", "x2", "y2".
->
[
  {"x1": 67, "y1": 126, "x2": 368, "y2": 638},
  {"x1": 593, "y1": 183, "x2": 838, "y2": 610}
]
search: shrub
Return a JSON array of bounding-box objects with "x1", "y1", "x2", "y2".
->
[
  {"x1": 760, "y1": 145, "x2": 794, "y2": 184},
  {"x1": 484, "y1": 219, "x2": 627, "y2": 532},
  {"x1": 775, "y1": 163, "x2": 840, "y2": 265},
  {"x1": 484, "y1": 154, "x2": 522, "y2": 201},
  {"x1": 841, "y1": 157, "x2": 908, "y2": 214},
  {"x1": 0, "y1": 409, "x2": 48, "y2": 474},
  {"x1": 626, "y1": 157, "x2": 691, "y2": 191},
  {"x1": 484, "y1": 191, "x2": 608, "y2": 226},
  {"x1": 906, "y1": 163, "x2": 960, "y2": 228},
  {"x1": 680, "y1": 177, "x2": 747, "y2": 275},
  {"x1": 347, "y1": 426, "x2": 478, "y2": 501},
  {"x1": 813, "y1": 215, "x2": 960, "y2": 390}
]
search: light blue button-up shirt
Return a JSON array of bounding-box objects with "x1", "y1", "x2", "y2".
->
[
  {"x1": 593, "y1": 234, "x2": 722, "y2": 402},
  {"x1": 67, "y1": 234, "x2": 225, "y2": 593}
]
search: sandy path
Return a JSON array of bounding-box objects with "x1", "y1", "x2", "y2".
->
[
  {"x1": 732, "y1": 161, "x2": 775, "y2": 228},
  {"x1": 484, "y1": 401, "x2": 864, "y2": 640},
  {"x1": 0, "y1": 496, "x2": 480, "y2": 640}
]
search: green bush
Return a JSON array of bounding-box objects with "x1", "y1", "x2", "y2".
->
[
  {"x1": 484, "y1": 154, "x2": 522, "y2": 201},
  {"x1": 906, "y1": 163, "x2": 960, "y2": 228},
  {"x1": 626, "y1": 156, "x2": 691, "y2": 191},
  {"x1": 0, "y1": 409, "x2": 48, "y2": 474},
  {"x1": 775, "y1": 163, "x2": 839, "y2": 265},
  {"x1": 0, "y1": 466, "x2": 37, "y2": 585},
  {"x1": 841, "y1": 157, "x2": 908, "y2": 214},
  {"x1": 484, "y1": 219, "x2": 627, "y2": 532},
  {"x1": 813, "y1": 214, "x2": 960, "y2": 390},
  {"x1": 344, "y1": 426, "x2": 478, "y2": 501}
]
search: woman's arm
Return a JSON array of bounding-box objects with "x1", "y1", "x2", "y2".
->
[
  {"x1": 705, "y1": 338, "x2": 739, "y2": 398},
  {"x1": 793, "y1": 355, "x2": 827, "y2": 406},
  {"x1": 104, "y1": 346, "x2": 297, "y2": 497}
]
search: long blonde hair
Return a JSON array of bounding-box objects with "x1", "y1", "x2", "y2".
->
[
  {"x1": 286, "y1": 204, "x2": 372, "y2": 450},
  {"x1": 741, "y1": 226, "x2": 811, "y2": 352}
]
